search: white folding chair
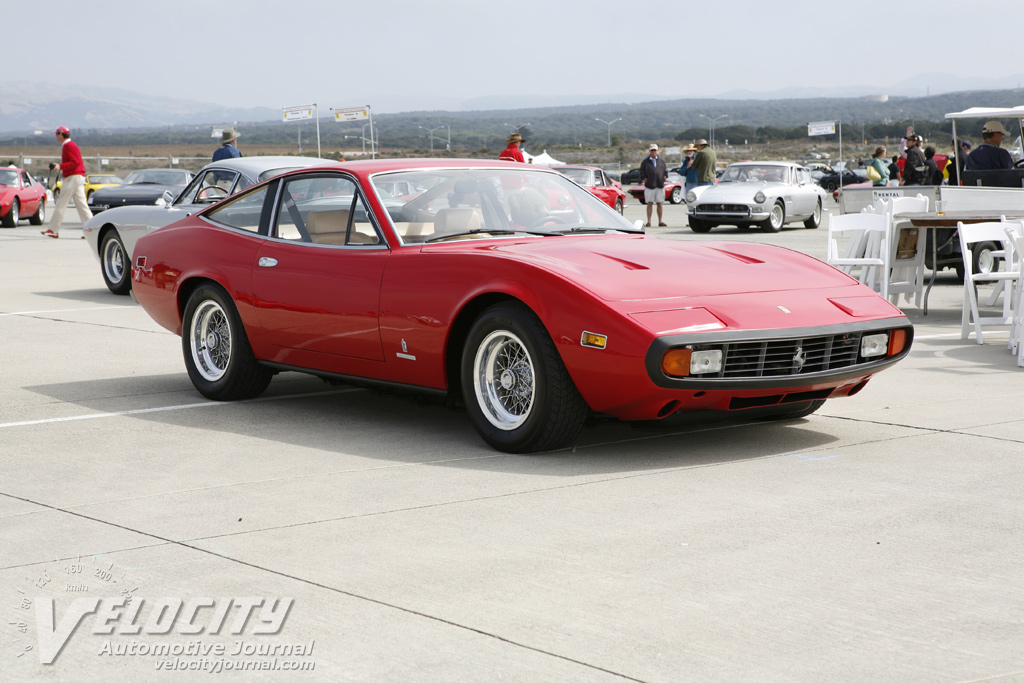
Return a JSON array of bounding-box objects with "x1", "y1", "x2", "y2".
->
[
  {"x1": 1003, "y1": 222, "x2": 1024, "y2": 366},
  {"x1": 882, "y1": 195, "x2": 929, "y2": 308},
  {"x1": 827, "y1": 213, "x2": 890, "y2": 298},
  {"x1": 958, "y1": 220, "x2": 1021, "y2": 344}
]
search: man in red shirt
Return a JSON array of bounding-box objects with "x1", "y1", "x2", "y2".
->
[
  {"x1": 499, "y1": 132, "x2": 526, "y2": 163},
  {"x1": 42, "y1": 126, "x2": 93, "y2": 238}
]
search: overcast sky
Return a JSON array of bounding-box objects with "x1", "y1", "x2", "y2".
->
[{"x1": 9, "y1": 0, "x2": 1022, "y2": 112}]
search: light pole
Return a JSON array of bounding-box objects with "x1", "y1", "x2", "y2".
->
[
  {"x1": 699, "y1": 113, "x2": 729, "y2": 148},
  {"x1": 503, "y1": 122, "x2": 530, "y2": 134},
  {"x1": 418, "y1": 125, "x2": 446, "y2": 152},
  {"x1": 595, "y1": 117, "x2": 622, "y2": 147}
]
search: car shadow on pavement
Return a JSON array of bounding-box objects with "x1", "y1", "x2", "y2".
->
[
  {"x1": 31, "y1": 288, "x2": 136, "y2": 306},
  {"x1": 23, "y1": 372, "x2": 840, "y2": 476}
]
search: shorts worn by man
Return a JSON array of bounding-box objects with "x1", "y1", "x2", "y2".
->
[
  {"x1": 639, "y1": 144, "x2": 668, "y2": 227},
  {"x1": 42, "y1": 126, "x2": 93, "y2": 238}
]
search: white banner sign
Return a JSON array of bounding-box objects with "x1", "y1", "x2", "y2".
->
[
  {"x1": 807, "y1": 121, "x2": 836, "y2": 136},
  {"x1": 871, "y1": 188, "x2": 905, "y2": 202},
  {"x1": 333, "y1": 107, "x2": 370, "y2": 122},
  {"x1": 283, "y1": 107, "x2": 314, "y2": 122},
  {"x1": 211, "y1": 128, "x2": 223, "y2": 138}
]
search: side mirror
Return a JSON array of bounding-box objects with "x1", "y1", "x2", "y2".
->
[
  {"x1": 161, "y1": 190, "x2": 175, "y2": 207},
  {"x1": 633, "y1": 219, "x2": 645, "y2": 231}
]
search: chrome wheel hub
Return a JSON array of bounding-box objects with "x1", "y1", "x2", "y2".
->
[{"x1": 473, "y1": 330, "x2": 535, "y2": 430}]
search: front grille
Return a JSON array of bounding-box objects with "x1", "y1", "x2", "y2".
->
[
  {"x1": 713, "y1": 333, "x2": 864, "y2": 378},
  {"x1": 696, "y1": 203, "x2": 749, "y2": 214}
]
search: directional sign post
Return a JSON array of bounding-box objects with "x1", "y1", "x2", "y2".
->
[
  {"x1": 332, "y1": 106, "x2": 375, "y2": 159},
  {"x1": 282, "y1": 104, "x2": 320, "y2": 158},
  {"x1": 808, "y1": 120, "x2": 843, "y2": 185}
]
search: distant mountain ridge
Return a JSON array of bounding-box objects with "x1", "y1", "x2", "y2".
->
[{"x1": 3, "y1": 73, "x2": 1023, "y2": 134}]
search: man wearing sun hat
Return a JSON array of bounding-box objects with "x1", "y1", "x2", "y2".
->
[
  {"x1": 41, "y1": 125, "x2": 93, "y2": 238},
  {"x1": 212, "y1": 127, "x2": 242, "y2": 162},
  {"x1": 498, "y1": 132, "x2": 526, "y2": 163},
  {"x1": 692, "y1": 139, "x2": 717, "y2": 186},
  {"x1": 965, "y1": 121, "x2": 1014, "y2": 171}
]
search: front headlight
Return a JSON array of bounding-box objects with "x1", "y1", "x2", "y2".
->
[
  {"x1": 754, "y1": 191, "x2": 767, "y2": 204},
  {"x1": 661, "y1": 346, "x2": 723, "y2": 377},
  {"x1": 685, "y1": 190, "x2": 696, "y2": 203},
  {"x1": 860, "y1": 333, "x2": 889, "y2": 358}
]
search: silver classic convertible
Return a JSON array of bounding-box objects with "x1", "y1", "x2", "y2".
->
[
  {"x1": 685, "y1": 161, "x2": 827, "y2": 233},
  {"x1": 82, "y1": 156, "x2": 324, "y2": 294}
]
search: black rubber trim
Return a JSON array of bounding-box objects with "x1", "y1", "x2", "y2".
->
[
  {"x1": 644, "y1": 320, "x2": 914, "y2": 390},
  {"x1": 259, "y1": 360, "x2": 448, "y2": 398}
]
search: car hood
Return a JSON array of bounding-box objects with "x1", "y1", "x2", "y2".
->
[
  {"x1": 446, "y1": 235, "x2": 856, "y2": 301},
  {"x1": 91, "y1": 185, "x2": 180, "y2": 202},
  {"x1": 694, "y1": 181, "x2": 777, "y2": 201}
]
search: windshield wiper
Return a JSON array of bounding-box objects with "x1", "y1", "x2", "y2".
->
[
  {"x1": 425, "y1": 229, "x2": 560, "y2": 243},
  {"x1": 552, "y1": 227, "x2": 641, "y2": 234}
]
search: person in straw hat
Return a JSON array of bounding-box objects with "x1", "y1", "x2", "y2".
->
[
  {"x1": 212, "y1": 127, "x2": 242, "y2": 162},
  {"x1": 964, "y1": 120, "x2": 1014, "y2": 171},
  {"x1": 499, "y1": 132, "x2": 526, "y2": 163}
]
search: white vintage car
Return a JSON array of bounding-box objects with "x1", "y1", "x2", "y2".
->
[
  {"x1": 82, "y1": 156, "x2": 325, "y2": 294},
  {"x1": 685, "y1": 161, "x2": 827, "y2": 233}
]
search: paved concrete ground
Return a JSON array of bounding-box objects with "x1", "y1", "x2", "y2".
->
[{"x1": 1, "y1": 207, "x2": 1022, "y2": 682}]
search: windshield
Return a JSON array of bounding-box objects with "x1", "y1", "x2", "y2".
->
[
  {"x1": 89, "y1": 175, "x2": 122, "y2": 184},
  {"x1": 123, "y1": 170, "x2": 189, "y2": 186},
  {"x1": 555, "y1": 168, "x2": 591, "y2": 185},
  {"x1": 719, "y1": 165, "x2": 791, "y2": 184},
  {"x1": 370, "y1": 168, "x2": 639, "y2": 244},
  {"x1": 0, "y1": 169, "x2": 17, "y2": 186}
]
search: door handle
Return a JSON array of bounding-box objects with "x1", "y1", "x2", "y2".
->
[{"x1": 258, "y1": 257, "x2": 278, "y2": 268}]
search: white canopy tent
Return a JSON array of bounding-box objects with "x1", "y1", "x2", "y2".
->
[{"x1": 528, "y1": 150, "x2": 565, "y2": 167}]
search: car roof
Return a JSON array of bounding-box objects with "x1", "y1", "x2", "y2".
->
[
  {"x1": 278, "y1": 158, "x2": 563, "y2": 183},
  {"x1": 201, "y1": 156, "x2": 328, "y2": 175}
]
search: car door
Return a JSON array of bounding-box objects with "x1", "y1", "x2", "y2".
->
[
  {"x1": 591, "y1": 170, "x2": 617, "y2": 208},
  {"x1": 18, "y1": 170, "x2": 41, "y2": 216},
  {"x1": 250, "y1": 173, "x2": 389, "y2": 365},
  {"x1": 789, "y1": 167, "x2": 815, "y2": 216}
]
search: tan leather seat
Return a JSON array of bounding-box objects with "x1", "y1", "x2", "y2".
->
[
  {"x1": 434, "y1": 208, "x2": 481, "y2": 233},
  {"x1": 305, "y1": 210, "x2": 350, "y2": 245}
]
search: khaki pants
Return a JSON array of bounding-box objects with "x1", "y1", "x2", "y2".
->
[{"x1": 50, "y1": 174, "x2": 94, "y2": 233}]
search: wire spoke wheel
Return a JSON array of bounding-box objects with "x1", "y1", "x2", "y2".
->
[
  {"x1": 474, "y1": 330, "x2": 535, "y2": 430},
  {"x1": 189, "y1": 299, "x2": 232, "y2": 382}
]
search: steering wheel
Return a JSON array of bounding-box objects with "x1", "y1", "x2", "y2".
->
[
  {"x1": 527, "y1": 214, "x2": 572, "y2": 229},
  {"x1": 198, "y1": 186, "x2": 229, "y2": 201},
  {"x1": 1014, "y1": 159, "x2": 1024, "y2": 168}
]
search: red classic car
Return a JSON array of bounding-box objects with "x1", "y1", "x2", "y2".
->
[
  {"x1": 555, "y1": 165, "x2": 627, "y2": 213},
  {"x1": 0, "y1": 166, "x2": 47, "y2": 227},
  {"x1": 131, "y1": 159, "x2": 913, "y2": 453},
  {"x1": 628, "y1": 172, "x2": 685, "y2": 205}
]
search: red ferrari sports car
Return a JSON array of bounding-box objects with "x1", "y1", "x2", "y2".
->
[
  {"x1": 0, "y1": 166, "x2": 47, "y2": 227},
  {"x1": 131, "y1": 159, "x2": 913, "y2": 453},
  {"x1": 555, "y1": 166, "x2": 627, "y2": 213},
  {"x1": 628, "y1": 172, "x2": 685, "y2": 205}
]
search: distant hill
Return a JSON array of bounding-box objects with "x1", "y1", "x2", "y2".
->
[{"x1": 2, "y1": 82, "x2": 1022, "y2": 152}]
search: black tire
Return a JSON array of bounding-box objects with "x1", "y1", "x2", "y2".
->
[
  {"x1": 760, "y1": 201, "x2": 785, "y2": 232},
  {"x1": 182, "y1": 283, "x2": 273, "y2": 401},
  {"x1": 100, "y1": 231, "x2": 132, "y2": 295},
  {"x1": 758, "y1": 399, "x2": 826, "y2": 421},
  {"x1": 689, "y1": 217, "x2": 712, "y2": 233},
  {"x1": 614, "y1": 198, "x2": 623, "y2": 214},
  {"x1": 823, "y1": 181, "x2": 837, "y2": 193},
  {"x1": 29, "y1": 199, "x2": 45, "y2": 226},
  {"x1": 53, "y1": 187, "x2": 60, "y2": 201},
  {"x1": 2, "y1": 199, "x2": 18, "y2": 227},
  {"x1": 954, "y1": 261, "x2": 965, "y2": 282},
  {"x1": 803, "y1": 199, "x2": 822, "y2": 229},
  {"x1": 461, "y1": 302, "x2": 589, "y2": 453},
  {"x1": 971, "y1": 241, "x2": 1000, "y2": 276},
  {"x1": 638, "y1": 197, "x2": 646, "y2": 205},
  {"x1": 669, "y1": 187, "x2": 682, "y2": 204}
]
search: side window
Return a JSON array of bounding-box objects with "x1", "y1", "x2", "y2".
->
[
  {"x1": 205, "y1": 186, "x2": 268, "y2": 233},
  {"x1": 274, "y1": 175, "x2": 380, "y2": 246},
  {"x1": 195, "y1": 170, "x2": 239, "y2": 204},
  {"x1": 594, "y1": 171, "x2": 606, "y2": 187}
]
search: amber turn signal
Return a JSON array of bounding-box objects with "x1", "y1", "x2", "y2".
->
[
  {"x1": 661, "y1": 348, "x2": 693, "y2": 377},
  {"x1": 888, "y1": 328, "x2": 908, "y2": 356}
]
